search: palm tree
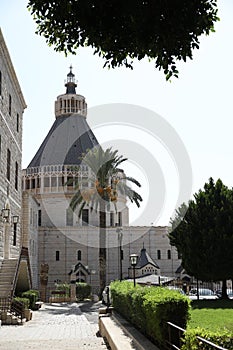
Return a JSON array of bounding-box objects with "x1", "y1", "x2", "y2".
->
[{"x1": 70, "y1": 146, "x2": 142, "y2": 295}]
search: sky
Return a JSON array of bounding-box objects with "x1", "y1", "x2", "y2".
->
[{"x1": 1, "y1": 0, "x2": 233, "y2": 226}]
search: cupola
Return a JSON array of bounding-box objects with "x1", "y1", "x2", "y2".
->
[{"x1": 55, "y1": 66, "x2": 87, "y2": 118}]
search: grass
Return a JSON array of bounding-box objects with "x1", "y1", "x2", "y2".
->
[{"x1": 188, "y1": 299, "x2": 233, "y2": 332}]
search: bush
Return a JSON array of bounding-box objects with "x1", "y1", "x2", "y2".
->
[
  {"x1": 76, "y1": 283, "x2": 91, "y2": 301},
  {"x1": 13, "y1": 297, "x2": 30, "y2": 309},
  {"x1": 182, "y1": 328, "x2": 233, "y2": 350},
  {"x1": 110, "y1": 281, "x2": 190, "y2": 347},
  {"x1": 55, "y1": 283, "x2": 70, "y2": 296},
  {"x1": 22, "y1": 290, "x2": 40, "y2": 310}
]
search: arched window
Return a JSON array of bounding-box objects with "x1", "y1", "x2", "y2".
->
[{"x1": 77, "y1": 250, "x2": 82, "y2": 261}]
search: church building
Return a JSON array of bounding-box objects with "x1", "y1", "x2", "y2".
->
[{"x1": 22, "y1": 68, "x2": 181, "y2": 297}]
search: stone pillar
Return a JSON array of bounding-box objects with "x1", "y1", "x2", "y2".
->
[
  {"x1": 40, "y1": 263, "x2": 49, "y2": 302},
  {"x1": 70, "y1": 283, "x2": 76, "y2": 302}
]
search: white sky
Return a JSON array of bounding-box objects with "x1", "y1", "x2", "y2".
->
[{"x1": 1, "y1": 0, "x2": 233, "y2": 226}]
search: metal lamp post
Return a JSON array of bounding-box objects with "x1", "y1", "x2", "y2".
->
[
  {"x1": 117, "y1": 228, "x2": 123, "y2": 281},
  {"x1": 130, "y1": 253, "x2": 138, "y2": 287}
]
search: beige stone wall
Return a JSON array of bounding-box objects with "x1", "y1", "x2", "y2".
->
[
  {"x1": 0, "y1": 29, "x2": 26, "y2": 264},
  {"x1": 37, "y1": 225, "x2": 180, "y2": 294},
  {"x1": 21, "y1": 192, "x2": 40, "y2": 289}
]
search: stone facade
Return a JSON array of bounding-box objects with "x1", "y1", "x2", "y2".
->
[
  {"x1": 21, "y1": 192, "x2": 39, "y2": 289},
  {"x1": 0, "y1": 28, "x2": 26, "y2": 264},
  {"x1": 21, "y1": 68, "x2": 181, "y2": 296}
]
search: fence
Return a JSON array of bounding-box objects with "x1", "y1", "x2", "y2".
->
[{"x1": 165, "y1": 322, "x2": 228, "y2": 350}]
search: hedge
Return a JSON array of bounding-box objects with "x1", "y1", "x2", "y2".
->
[
  {"x1": 22, "y1": 290, "x2": 40, "y2": 310},
  {"x1": 181, "y1": 328, "x2": 233, "y2": 349},
  {"x1": 110, "y1": 280, "x2": 190, "y2": 347},
  {"x1": 13, "y1": 297, "x2": 30, "y2": 309},
  {"x1": 76, "y1": 282, "x2": 91, "y2": 301}
]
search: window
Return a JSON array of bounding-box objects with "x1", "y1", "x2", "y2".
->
[
  {"x1": 110, "y1": 212, "x2": 114, "y2": 226},
  {"x1": 13, "y1": 223, "x2": 17, "y2": 246},
  {"x1": 31, "y1": 178, "x2": 36, "y2": 189},
  {"x1": 44, "y1": 177, "x2": 50, "y2": 187},
  {"x1": 118, "y1": 212, "x2": 122, "y2": 226},
  {"x1": 167, "y1": 249, "x2": 171, "y2": 259},
  {"x1": 66, "y1": 208, "x2": 73, "y2": 226},
  {"x1": 15, "y1": 161, "x2": 18, "y2": 190},
  {"x1": 82, "y1": 209, "x2": 89, "y2": 225},
  {"x1": 58, "y1": 176, "x2": 64, "y2": 187},
  {"x1": 9, "y1": 94, "x2": 11, "y2": 115},
  {"x1": 157, "y1": 249, "x2": 161, "y2": 260},
  {"x1": 16, "y1": 113, "x2": 19, "y2": 132},
  {"x1": 6, "y1": 149, "x2": 11, "y2": 181},
  {"x1": 38, "y1": 209, "x2": 41, "y2": 226},
  {"x1": 77, "y1": 250, "x2": 81, "y2": 261},
  {"x1": 56, "y1": 251, "x2": 60, "y2": 261},
  {"x1": 51, "y1": 177, "x2": 57, "y2": 187}
]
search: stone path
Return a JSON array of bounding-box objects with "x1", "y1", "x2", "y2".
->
[{"x1": 0, "y1": 302, "x2": 109, "y2": 350}]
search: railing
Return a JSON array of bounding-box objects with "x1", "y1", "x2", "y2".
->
[
  {"x1": 165, "y1": 322, "x2": 228, "y2": 350},
  {"x1": 23, "y1": 164, "x2": 89, "y2": 176},
  {"x1": 10, "y1": 299, "x2": 24, "y2": 323},
  {"x1": 0, "y1": 297, "x2": 11, "y2": 312}
]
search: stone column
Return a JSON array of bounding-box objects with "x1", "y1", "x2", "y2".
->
[{"x1": 70, "y1": 283, "x2": 76, "y2": 302}]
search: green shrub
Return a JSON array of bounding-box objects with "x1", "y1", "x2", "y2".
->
[
  {"x1": 182, "y1": 328, "x2": 233, "y2": 350},
  {"x1": 13, "y1": 297, "x2": 30, "y2": 309},
  {"x1": 55, "y1": 283, "x2": 70, "y2": 296},
  {"x1": 22, "y1": 290, "x2": 40, "y2": 310},
  {"x1": 110, "y1": 281, "x2": 190, "y2": 347},
  {"x1": 76, "y1": 283, "x2": 91, "y2": 301}
]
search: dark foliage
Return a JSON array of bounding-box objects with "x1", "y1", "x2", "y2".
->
[{"x1": 28, "y1": 0, "x2": 219, "y2": 79}]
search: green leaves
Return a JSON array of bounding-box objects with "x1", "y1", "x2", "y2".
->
[
  {"x1": 70, "y1": 146, "x2": 142, "y2": 215},
  {"x1": 27, "y1": 0, "x2": 219, "y2": 79},
  {"x1": 170, "y1": 178, "x2": 233, "y2": 284}
]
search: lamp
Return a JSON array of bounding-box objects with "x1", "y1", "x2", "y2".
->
[
  {"x1": 130, "y1": 253, "x2": 138, "y2": 287},
  {"x1": 12, "y1": 215, "x2": 19, "y2": 224},
  {"x1": 2, "y1": 208, "x2": 10, "y2": 220}
]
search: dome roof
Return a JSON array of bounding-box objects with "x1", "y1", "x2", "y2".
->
[{"x1": 28, "y1": 113, "x2": 98, "y2": 168}]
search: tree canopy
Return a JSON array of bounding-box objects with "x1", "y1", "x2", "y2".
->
[
  {"x1": 27, "y1": 0, "x2": 219, "y2": 80},
  {"x1": 169, "y1": 178, "x2": 233, "y2": 297}
]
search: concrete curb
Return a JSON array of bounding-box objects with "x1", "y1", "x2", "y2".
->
[{"x1": 99, "y1": 310, "x2": 160, "y2": 350}]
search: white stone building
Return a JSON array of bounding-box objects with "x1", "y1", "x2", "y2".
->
[
  {"x1": 22, "y1": 68, "x2": 181, "y2": 297},
  {"x1": 0, "y1": 28, "x2": 31, "y2": 298}
]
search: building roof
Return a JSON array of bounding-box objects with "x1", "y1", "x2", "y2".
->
[
  {"x1": 127, "y1": 274, "x2": 174, "y2": 286},
  {"x1": 135, "y1": 248, "x2": 160, "y2": 269},
  {"x1": 28, "y1": 68, "x2": 98, "y2": 168},
  {"x1": 28, "y1": 113, "x2": 99, "y2": 168}
]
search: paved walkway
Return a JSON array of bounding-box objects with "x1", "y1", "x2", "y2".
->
[{"x1": 0, "y1": 302, "x2": 109, "y2": 350}]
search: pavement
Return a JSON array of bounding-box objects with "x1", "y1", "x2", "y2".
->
[{"x1": 0, "y1": 301, "x2": 109, "y2": 350}]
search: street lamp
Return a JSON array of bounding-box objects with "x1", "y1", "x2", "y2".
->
[
  {"x1": 130, "y1": 253, "x2": 138, "y2": 287},
  {"x1": 117, "y1": 228, "x2": 123, "y2": 281}
]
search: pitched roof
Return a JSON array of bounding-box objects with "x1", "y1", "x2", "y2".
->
[
  {"x1": 136, "y1": 248, "x2": 160, "y2": 269},
  {"x1": 28, "y1": 113, "x2": 99, "y2": 168}
]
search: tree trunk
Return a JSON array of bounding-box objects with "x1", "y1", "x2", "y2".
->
[
  {"x1": 99, "y1": 201, "x2": 106, "y2": 297},
  {"x1": 221, "y1": 279, "x2": 228, "y2": 299}
]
